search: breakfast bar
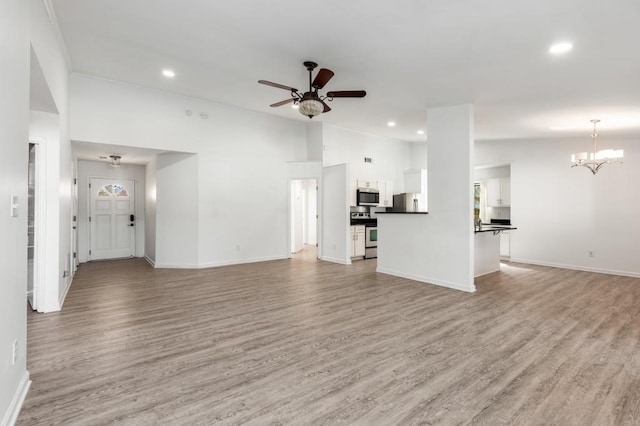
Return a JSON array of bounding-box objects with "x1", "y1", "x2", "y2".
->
[{"x1": 474, "y1": 225, "x2": 517, "y2": 277}]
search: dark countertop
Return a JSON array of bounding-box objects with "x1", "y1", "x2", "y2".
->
[
  {"x1": 475, "y1": 225, "x2": 517, "y2": 234},
  {"x1": 376, "y1": 211, "x2": 429, "y2": 215}
]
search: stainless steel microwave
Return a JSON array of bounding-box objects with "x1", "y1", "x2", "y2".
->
[{"x1": 357, "y1": 188, "x2": 380, "y2": 206}]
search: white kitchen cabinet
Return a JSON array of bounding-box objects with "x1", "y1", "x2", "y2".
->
[
  {"x1": 500, "y1": 231, "x2": 510, "y2": 258},
  {"x1": 350, "y1": 225, "x2": 366, "y2": 258},
  {"x1": 350, "y1": 179, "x2": 357, "y2": 207},
  {"x1": 356, "y1": 179, "x2": 378, "y2": 190},
  {"x1": 377, "y1": 180, "x2": 394, "y2": 207},
  {"x1": 486, "y1": 177, "x2": 511, "y2": 207},
  {"x1": 404, "y1": 169, "x2": 427, "y2": 194}
]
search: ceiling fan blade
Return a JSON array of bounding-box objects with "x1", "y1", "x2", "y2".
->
[
  {"x1": 312, "y1": 68, "x2": 335, "y2": 90},
  {"x1": 270, "y1": 98, "x2": 295, "y2": 107},
  {"x1": 321, "y1": 100, "x2": 332, "y2": 113},
  {"x1": 259, "y1": 80, "x2": 298, "y2": 92},
  {"x1": 326, "y1": 90, "x2": 367, "y2": 98}
]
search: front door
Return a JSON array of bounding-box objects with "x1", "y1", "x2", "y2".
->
[{"x1": 89, "y1": 178, "x2": 136, "y2": 260}]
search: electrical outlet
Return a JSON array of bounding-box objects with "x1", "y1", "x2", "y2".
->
[
  {"x1": 588, "y1": 251, "x2": 595, "y2": 258},
  {"x1": 12, "y1": 339, "x2": 18, "y2": 365}
]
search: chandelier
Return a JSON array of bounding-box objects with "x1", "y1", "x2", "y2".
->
[{"x1": 571, "y1": 119, "x2": 623, "y2": 175}]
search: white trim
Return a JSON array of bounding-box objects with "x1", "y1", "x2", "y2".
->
[
  {"x1": 197, "y1": 255, "x2": 287, "y2": 269},
  {"x1": 509, "y1": 258, "x2": 640, "y2": 278},
  {"x1": 41, "y1": 0, "x2": 72, "y2": 68},
  {"x1": 144, "y1": 255, "x2": 155, "y2": 267},
  {"x1": 58, "y1": 278, "x2": 73, "y2": 309},
  {"x1": 376, "y1": 267, "x2": 477, "y2": 293},
  {"x1": 28, "y1": 139, "x2": 48, "y2": 313},
  {"x1": 474, "y1": 268, "x2": 500, "y2": 278},
  {"x1": 1, "y1": 371, "x2": 31, "y2": 426},
  {"x1": 153, "y1": 255, "x2": 289, "y2": 270},
  {"x1": 320, "y1": 256, "x2": 350, "y2": 265}
]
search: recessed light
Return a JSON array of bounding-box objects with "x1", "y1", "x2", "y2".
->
[
  {"x1": 417, "y1": 130, "x2": 425, "y2": 135},
  {"x1": 162, "y1": 69, "x2": 176, "y2": 78},
  {"x1": 387, "y1": 121, "x2": 396, "y2": 127},
  {"x1": 549, "y1": 42, "x2": 573, "y2": 55}
]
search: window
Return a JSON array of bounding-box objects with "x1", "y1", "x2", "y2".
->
[{"x1": 97, "y1": 183, "x2": 129, "y2": 197}]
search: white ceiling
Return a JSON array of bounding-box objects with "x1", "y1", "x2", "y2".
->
[{"x1": 51, "y1": 0, "x2": 640, "y2": 142}]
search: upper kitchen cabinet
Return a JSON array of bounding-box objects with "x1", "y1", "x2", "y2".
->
[
  {"x1": 356, "y1": 179, "x2": 378, "y2": 190},
  {"x1": 486, "y1": 177, "x2": 510, "y2": 207},
  {"x1": 377, "y1": 180, "x2": 394, "y2": 207},
  {"x1": 404, "y1": 169, "x2": 427, "y2": 194}
]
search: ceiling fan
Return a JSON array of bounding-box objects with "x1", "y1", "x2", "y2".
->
[{"x1": 259, "y1": 61, "x2": 366, "y2": 119}]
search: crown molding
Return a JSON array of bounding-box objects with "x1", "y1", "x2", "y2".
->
[{"x1": 41, "y1": 0, "x2": 72, "y2": 69}]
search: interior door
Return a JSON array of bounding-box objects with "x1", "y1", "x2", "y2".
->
[{"x1": 89, "y1": 178, "x2": 136, "y2": 260}]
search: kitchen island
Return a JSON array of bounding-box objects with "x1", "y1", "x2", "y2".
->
[{"x1": 474, "y1": 225, "x2": 517, "y2": 277}]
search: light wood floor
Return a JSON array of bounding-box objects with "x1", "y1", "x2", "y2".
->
[{"x1": 18, "y1": 252, "x2": 640, "y2": 425}]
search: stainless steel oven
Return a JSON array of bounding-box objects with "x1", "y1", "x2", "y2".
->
[{"x1": 365, "y1": 226, "x2": 377, "y2": 259}]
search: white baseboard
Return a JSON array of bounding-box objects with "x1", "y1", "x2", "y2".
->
[
  {"x1": 376, "y1": 267, "x2": 476, "y2": 293},
  {"x1": 58, "y1": 276, "x2": 73, "y2": 310},
  {"x1": 153, "y1": 255, "x2": 288, "y2": 270},
  {"x1": 320, "y1": 256, "x2": 350, "y2": 265},
  {"x1": 152, "y1": 262, "x2": 201, "y2": 269},
  {"x1": 198, "y1": 255, "x2": 287, "y2": 269},
  {"x1": 2, "y1": 371, "x2": 30, "y2": 426},
  {"x1": 509, "y1": 258, "x2": 640, "y2": 278},
  {"x1": 144, "y1": 255, "x2": 155, "y2": 267}
]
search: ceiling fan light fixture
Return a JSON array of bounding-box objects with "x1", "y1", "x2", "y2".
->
[{"x1": 299, "y1": 99, "x2": 323, "y2": 118}]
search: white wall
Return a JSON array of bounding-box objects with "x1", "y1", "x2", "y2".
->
[
  {"x1": 322, "y1": 124, "x2": 411, "y2": 192},
  {"x1": 409, "y1": 142, "x2": 428, "y2": 170},
  {"x1": 77, "y1": 160, "x2": 146, "y2": 262},
  {"x1": 70, "y1": 74, "x2": 308, "y2": 269},
  {"x1": 321, "y1": 164, "x2": 351, "y2": 264},
  {"x1": 377, "y1": 105, "x2": 475, "y2": 292},
  {"x1": 145, "y1": 157, "x2": 157, "y2": 264},
  {"x1": 29, "y1": 111, "x2": 63, "y2": 312},
  {"x1": 303, "y1": 180, "x2": 317, "y2": 245},
  {"x1": 0, "y1": 1, "x2": 30, "y2": 422},
  {"x1": 30, "y1": 0, "x2": 73, "y2": 311},
  {"x1": 306, "y1": 122, "x2": 323, "y2": 161},
  {"x1": 155, "y1": 153, "x2": 199, "y2": 268},
  {"x1": 291, "y1": 180, "x2": 304, "y2": 253},
  {"x1": 476, "y1": 136, "x2": 640, "y2": 277},
  {"x1": 1, "y1": 0, "x2": 71, "y2": 421}
]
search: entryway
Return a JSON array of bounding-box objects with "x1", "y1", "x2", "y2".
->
[{"x1": 89, "y1": 178, "x2": 136, "y2": 260}]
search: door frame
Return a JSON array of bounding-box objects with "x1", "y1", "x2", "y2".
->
[
  {"x1": 87, "y1": 177, "x2": 137, "y2": 261},
  {"x1": 287, "y1": 177, "x2": 320, "y2": 258},
  {"x1": 28, "y1": 138, "x2": 48, "y2": 311}
]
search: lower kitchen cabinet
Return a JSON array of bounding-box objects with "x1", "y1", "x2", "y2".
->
[{"x1": 350, "y1": 225, "x2": 366, "y2": 258}]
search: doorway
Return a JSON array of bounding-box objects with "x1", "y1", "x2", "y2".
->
[
  {"x1": 290, "y1": 179, "x2": 318, "y2": 257},
  {"x1": 27, "y1": 143, "x2": 37, "y2": 310},
  {"x1": 89, "y1": 178, "x2": 136, "y2": 260}
]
